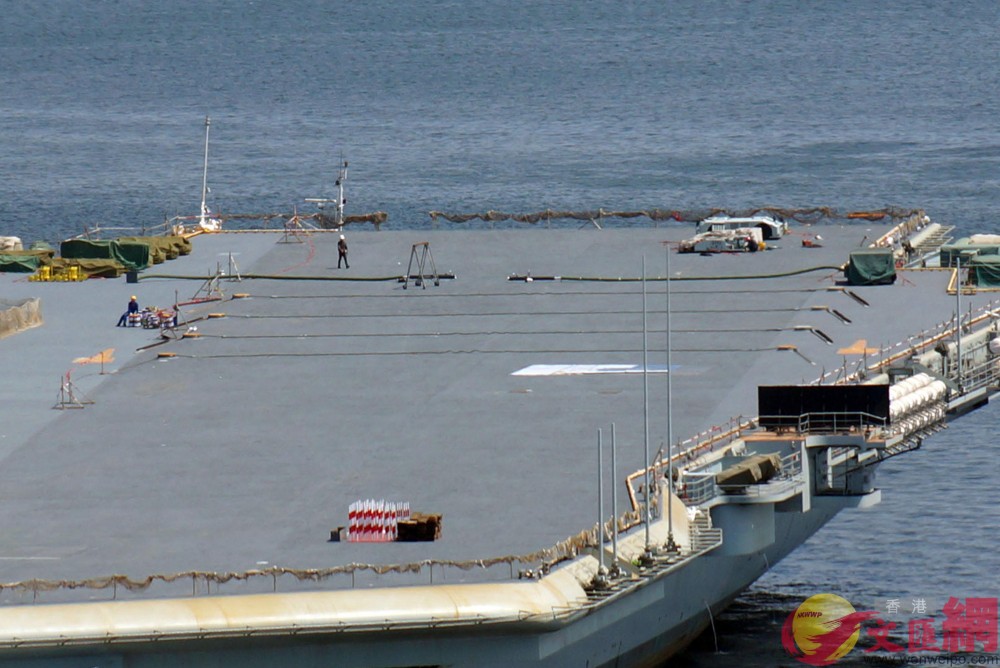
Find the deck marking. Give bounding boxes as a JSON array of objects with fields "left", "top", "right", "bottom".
[{"left": 512, "top": 364, "right": 675, "bottom": 376}]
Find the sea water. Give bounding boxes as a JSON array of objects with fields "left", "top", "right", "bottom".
[{"left": 1, "top": 1, "right": 999, "bottom": 664}]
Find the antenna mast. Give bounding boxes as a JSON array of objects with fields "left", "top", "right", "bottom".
[
  {"left": 200, "top": 116, "right": 211, "bottom": 226},
  {"left": 306, "top": 157, "right": 349, "bottom": 229},
  {"left": 336, "top": 159, "right": 348, "bottom": 229}
]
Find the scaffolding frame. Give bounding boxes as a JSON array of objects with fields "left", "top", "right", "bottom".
[{"left": 403, "top": 242, "right": 440, "bottom": 290}]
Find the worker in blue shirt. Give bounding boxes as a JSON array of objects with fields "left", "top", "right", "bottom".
[{"left": 117, "top": 295, "right": 139, "bottom": 327}]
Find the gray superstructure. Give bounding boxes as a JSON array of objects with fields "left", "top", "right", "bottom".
[{"left": 0, "top": 214, "right": 996, "bottom": 666}]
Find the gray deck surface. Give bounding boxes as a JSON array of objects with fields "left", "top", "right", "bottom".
[{"left": 0, "top": 224, "right": 988, "bottom": 595}]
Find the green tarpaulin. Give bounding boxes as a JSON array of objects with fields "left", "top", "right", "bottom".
[
  {"left": 117, "top": 236, "right": 192, "bottom": 263},
  {"left": 970, "top": 255, "right": 1000, "bottom": 287},
  {"left": 0, "top": 249, "right": 55, "bottom": 273},
  {"left": 0, "top": 254, "right": 40, "bottom": 273},
  {"left": 845, "top": 249, "right": 896, "bottom": 286},
  {"left": 60, "top": 239, "right": 150, "bottom": 271}
]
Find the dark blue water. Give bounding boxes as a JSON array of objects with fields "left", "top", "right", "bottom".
[
  {"left": 3, "top": 1, "right": 999, "bottom": 664},
  {"left": 2, "top": 1, "right": 999, "bottom": 243}
]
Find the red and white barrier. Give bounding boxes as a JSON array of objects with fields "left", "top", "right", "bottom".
[{"left": 347, "top": 499, "right": 411, "bottom": 542}]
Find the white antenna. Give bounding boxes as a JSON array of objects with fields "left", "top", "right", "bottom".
[
  {"left": 200, "top": 116, "right": 211, "bottom": 227},
  {"left": 336, "top": 158, "right": 348, "bottom": 229}
]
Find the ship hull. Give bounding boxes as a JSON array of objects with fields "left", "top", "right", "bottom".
[{"left": 2, "top": 504, "right": 841, "bottom": 668}]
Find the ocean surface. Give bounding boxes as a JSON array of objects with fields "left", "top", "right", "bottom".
[{"left": 2, "top": 1, "right": 999, "bottom": 665}]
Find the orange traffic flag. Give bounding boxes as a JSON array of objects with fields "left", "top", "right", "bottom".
[
  {"left": 837, "top": 339, "right": 880, "bottom": 356},
  {"left": 73, "top": 348, "right": 115, "bottom": 365}
]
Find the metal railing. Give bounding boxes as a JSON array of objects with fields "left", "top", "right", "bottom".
[
  {"left": 759, "top": 411, "right": 886, "bottom": 435},
  {"left": 679, "top": 472, "right": 718, "bottom": 506},
  {"left": 679, "top": 450, "right": 803, "bottom": 506},
  {"left": 954, "top": 349, "right": 1000, "bottom": 393}
]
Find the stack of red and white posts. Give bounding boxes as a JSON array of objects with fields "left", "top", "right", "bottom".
[{"left": 347, "top": 499, "right": 411, "bottom": 542}]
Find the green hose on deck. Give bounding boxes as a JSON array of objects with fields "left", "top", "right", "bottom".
[
  {"left": 527, "top": 265, "right": 846, "bottom": 282},
  {"left": 138, "top": 273, "right": 406, "bottom": 282}
]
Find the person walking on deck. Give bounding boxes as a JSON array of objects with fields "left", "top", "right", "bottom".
[{"left": 338, "top": 234, "right": 349, "bottom": 268}]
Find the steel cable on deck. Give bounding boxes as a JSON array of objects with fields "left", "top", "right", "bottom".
[
  {"left": 199, "top": 329, "right": 665, "bottom": 339},
  {"left": 191, "top": 327, "right": 790, "bottom": 340},
  {"left": 152, "top": 346, "right": 800, "bottom": 360},
  {"left": 249, "top": 287, "right": 847, "bottom": 299},
  {"left": 226, "top": 306, "right": 829, "bottom": 319}
]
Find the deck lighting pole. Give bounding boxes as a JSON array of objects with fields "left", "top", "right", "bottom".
[
  {"left": 589, "top": 427, "right": 610, "bottom": 590},
  {"left": 611, "top": 422, "right": 619, "bottom": 575},
  {"left": 597, "top": 428, "right": 607, "bottom": 582},
  {"left": 665, "top": 246, "right": 679, "bottom": 553},
  {"left": 642, "top": 255, "right": 653, "bottom": 562}
]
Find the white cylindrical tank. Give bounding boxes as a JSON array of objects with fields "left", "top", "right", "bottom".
[
  {"left": 928, "top": 380, "right": 948, "bottom": 400},
  {"left": 889, "top": 375, "right": 948, "bottom": 423},
  {"left": 910, "top": 386, "right": 934, "bottom": 412},
  {"left": 989, "top": 338, "right": 1000, "bottom": 355}
]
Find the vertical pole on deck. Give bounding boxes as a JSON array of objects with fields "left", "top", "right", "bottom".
[
  {"left": 641, "top": 255, "right": 652, "bottom": 559},
  {"left": 597, "top": 427, "right": 605, "bottom": 576},
  {"left": 611, "top": 422, "right": 619, "bottom": 574},
  {"left": 665, "top": 245, "right": 678, "bottom": 553}
]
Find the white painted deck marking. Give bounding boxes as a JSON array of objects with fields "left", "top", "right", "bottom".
[{"left": 512, "top": 364, "right": 672, "bottom": 376}]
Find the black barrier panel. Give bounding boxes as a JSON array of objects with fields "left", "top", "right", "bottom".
[{"left": 758, "top": 385, "right": 890, "bottom": 431}]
